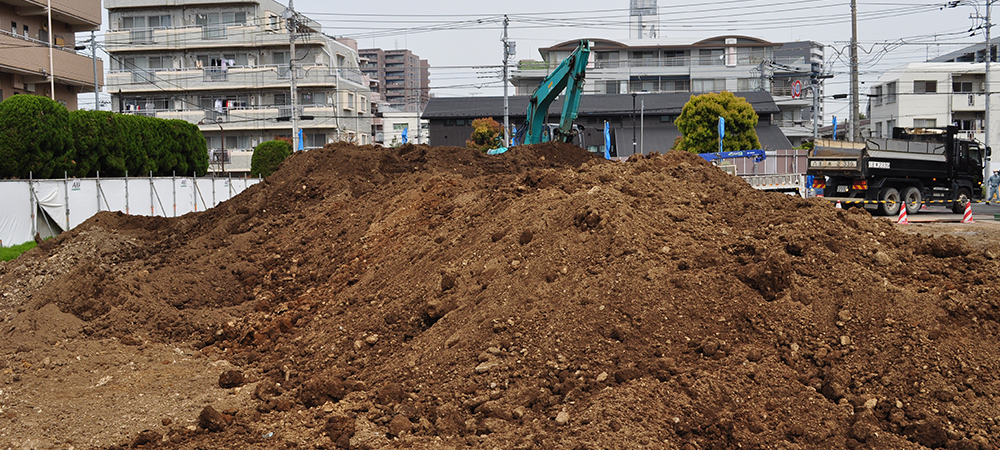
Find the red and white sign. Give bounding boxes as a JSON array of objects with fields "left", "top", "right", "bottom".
[{"left": 791, "top": 80, "right": 802, "bottom": 99}]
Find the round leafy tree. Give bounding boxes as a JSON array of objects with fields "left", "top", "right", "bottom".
[
  {"left": 0, "top": 95, "right": 74, "bottom": 178},
  {"left": 251, "top": 140, "right": 292, "bottom": 177},
  {"left": 674, "top": 91, "right": 760, "bottom": 154},
  {"left": 466, "top": 117, "right": 503, "bottom": 151}
]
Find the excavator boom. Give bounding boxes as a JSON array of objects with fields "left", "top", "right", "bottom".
[{"left": 522, "top": 40, "right": 591, "bottom": 145}]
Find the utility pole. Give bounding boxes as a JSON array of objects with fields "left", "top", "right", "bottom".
[
  {"left": 502, "top": 15, "right": 511, "bottom": 147},
  {"left": 640, "top": 96, "right": 645, "bottom": 154},
  {"left": 986, "top": 0, "right": 993, "bottom": 170},
  {"left": 46, "top": 0, "right": 54, "bottom": 100},
  {"left": 850, "top": 0, "right": 860, "bottom": 142},
  {"left": 91, "top": 31, "right": 99, "bottom": 109},
  {"left": 632, "top": 92, "right": 637, "bottom": 156},
  {"left": 285, "top": 0, "right": 299, "bottom": 151}
]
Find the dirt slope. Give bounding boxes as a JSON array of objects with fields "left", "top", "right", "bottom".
[{"left": 3, "top": 142, "right": 1000, "bottom": 449}]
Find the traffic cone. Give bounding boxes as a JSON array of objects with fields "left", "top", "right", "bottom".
[
  {"left": 835, "top": 200, "right": 842, "bottom": 209},
  {"left": 897, "top": 205, "right": 909, "bottom": 224},
  {"left": 962, "top": 201, "right": 975, "bottom": 223}
]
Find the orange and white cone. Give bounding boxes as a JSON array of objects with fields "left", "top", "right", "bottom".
[
  {"left": 897, "top": 204, "right": 909, "bottom": 224},
  {"left": 835, "top": 200, "right": 842, "bottom": 209},
  {"left": 962, "top": 201, "right": 975, "bottom": 223}
]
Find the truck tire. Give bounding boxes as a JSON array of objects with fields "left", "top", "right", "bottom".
[
  {"left": 952, "top": 188, "right": 972, "bottom": 214},
  {"left": 877, "top": 187, "right": 901, "bottom": 216},
  {"left": 901, "top": 186, "right": 922, "bottom": 215}
]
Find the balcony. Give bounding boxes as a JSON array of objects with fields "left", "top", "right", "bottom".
[
  {"left": 105, "top": 22, "right": 318, "bottom": 51},
  {"left": 7, "top": 0, "right": 101, "bottom": 30},
  {"left": 142, "top": 105, "right": 342, "bottom": 131},
  {"left": 951, "top": 93, "right": 985, "bottom": 112},
  {"left": 107, "top": 65, "right": 365, "bottom": 93},
  {"left": 0, "top": 32, "right": 103, "bottom": 86}
]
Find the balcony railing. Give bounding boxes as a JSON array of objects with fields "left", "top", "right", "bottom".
[
  {"left": 105, "top": 21, "right": 313, "bottom": 49},
  {"left": 108, "top": 64, "right": 368, "bottom": 93},
  {"left": 520, "top": 54, "right": 772, "bottom": 71}
]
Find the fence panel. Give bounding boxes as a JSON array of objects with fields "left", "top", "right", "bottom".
[{"left": 0, "top": 176, "right": 260, "bottom": 247}]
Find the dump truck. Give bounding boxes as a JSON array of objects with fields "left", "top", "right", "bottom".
[{"left": 807, "top": 126, "right": 990, "bottom": 216}]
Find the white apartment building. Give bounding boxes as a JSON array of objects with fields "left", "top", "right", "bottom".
[
  {"left": 510, "top": 36, "right": 825, "bottom": 148},
  {"left": 869, "top": 62, "right": 996, "bottom": 158},
  {"left": 103, "top": 0, "right": 372, "bottom": 173},
  {"left": 379, "top": 106, "right": 428, "bottom": 147}
]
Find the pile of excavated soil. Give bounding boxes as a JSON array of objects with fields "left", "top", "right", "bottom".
[{"left": 3, "top": 142, "right": 1000, "bottom": 449}]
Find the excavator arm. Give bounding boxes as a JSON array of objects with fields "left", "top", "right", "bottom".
[{"left": 522, "top": 40, "right": 591, "bottom": 145}]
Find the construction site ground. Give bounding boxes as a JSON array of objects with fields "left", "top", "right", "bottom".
[{"left": 2, "top": 142, "right": 1000, "bottom": 450}]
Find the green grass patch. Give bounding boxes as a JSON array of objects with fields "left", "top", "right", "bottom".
[{"left": 0, "top": 241, "right": 37, "bottom": 262}]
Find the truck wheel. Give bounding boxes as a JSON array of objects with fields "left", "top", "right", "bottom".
[
  {"left": 877, "top": 187, "right": 900, "bottom": 216},
  {"left": 952, "top": 188, "right": 972, "bottom": 214},
  {"left": 901, "top": 186, "right": 922, "bottom": 215}
]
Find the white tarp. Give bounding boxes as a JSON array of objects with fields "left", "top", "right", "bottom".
[{"left": 0, "top": 176, "right": 260, "bottom": 247}]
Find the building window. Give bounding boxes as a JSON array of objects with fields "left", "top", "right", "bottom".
[
  {"left": 954, "top": 118, "right": 982, "bottom": 131},
  {"left": 22, "top": 24, "right": 28, "bottom": 38},
  {"left": 698, "top": 49, "right": 724, "bottom": 66},
  {"left": 913, "top": 118, "right": 937, "bottom": 128},
  {"left": 873, "top": 122, "right": 882, "bottom": 138},
  {"left": 872, "top": 85, "right": 883, "bottom": 106},
  {"left": 605, "top": 80, "right": 620, "bottom": 94},
  {"left": 913, "top": 80, "right": 936, "bottom": 94},
  {"left": 886, "top": 82, "right": 897, "bottom": 103},
  {"left": 953, "top": 81, "right": 975, "bottom": 93},
  {"left": 11, "top": 21, "right": 16, "bottom": 36},
  {"left": 692, "top": 78, "right": 724, "bottom": 92},
  {"left": 148, "top": 15, "right": 171, "bottom": 28}
]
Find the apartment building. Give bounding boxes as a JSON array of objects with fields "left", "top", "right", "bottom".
[
  {"left": 0, "top": 0, "right": 102, "bottom": 108},
  {"left": 103, "top": 0, "right": 372, "bottom": 173},
  {"left": 358, "top": 47, "right": 429, "bottom": 112},
  {"left": 869, "top": 62, "right": 996, "bottom": 150},
  {"left": 510, "top": 36, "right": 826, "bottom": 147}
]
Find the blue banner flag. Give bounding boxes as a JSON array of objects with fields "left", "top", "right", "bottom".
[
  {"left": 603, "top": 121, "right": 611, "bottom": 160},
  {"left": 832, "top": 116, "right": 838, "bottom": 141},
  {"left": 402, "top": 126, "right": 408, "bottom": 144},
  {"left": 718, "top": 116, "right": 725, "bottom": 154},
  {"left": 298, "top": 129, "right": 303, "bottom": 151}
]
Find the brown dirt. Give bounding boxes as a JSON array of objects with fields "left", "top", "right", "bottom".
[{"left": 3, "top": 142, "right": 1000, "bottom": 449}]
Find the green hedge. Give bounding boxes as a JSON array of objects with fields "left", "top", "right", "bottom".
[
  {"left": 250, "top": 140, "right": 292, "bottom": 177},
  {"left": 0, "top": 95, "right": 208, "bottom": 179}
]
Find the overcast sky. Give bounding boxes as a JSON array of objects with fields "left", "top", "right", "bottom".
[{"left": 291, "top": 0, "right": 986, "bottom": 118}]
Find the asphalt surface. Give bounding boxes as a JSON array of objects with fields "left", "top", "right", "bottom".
[{"left": 818, "top": 199, "right": 1000, "bottom": 223}]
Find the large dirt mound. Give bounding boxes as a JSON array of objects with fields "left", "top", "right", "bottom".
[{"left": 3, "top": 142, "right": 1000, "bottom": 449}]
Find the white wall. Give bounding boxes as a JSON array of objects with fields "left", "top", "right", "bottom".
[{"left": 0, "top": 175, "right": 260, "bottom": 247}]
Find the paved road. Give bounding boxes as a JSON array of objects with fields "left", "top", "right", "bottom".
[{"left": 825, "top": 200, "right": 1000, "bottom": 223}]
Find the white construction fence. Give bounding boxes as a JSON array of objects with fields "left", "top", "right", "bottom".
[{"left": 0, "top": 174, "right": 260, "bottom": 247}]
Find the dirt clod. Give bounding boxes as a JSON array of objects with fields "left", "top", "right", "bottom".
[{"left": 197, "top": 406, "right": 227, "bottom": 433}]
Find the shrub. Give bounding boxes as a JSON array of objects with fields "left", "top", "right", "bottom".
[
  {"left": 251, "top": 140, "right": 292, "bottom": 177},
  {"left": 0, "top": 95, "right": 73, "bottom": 178}
]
